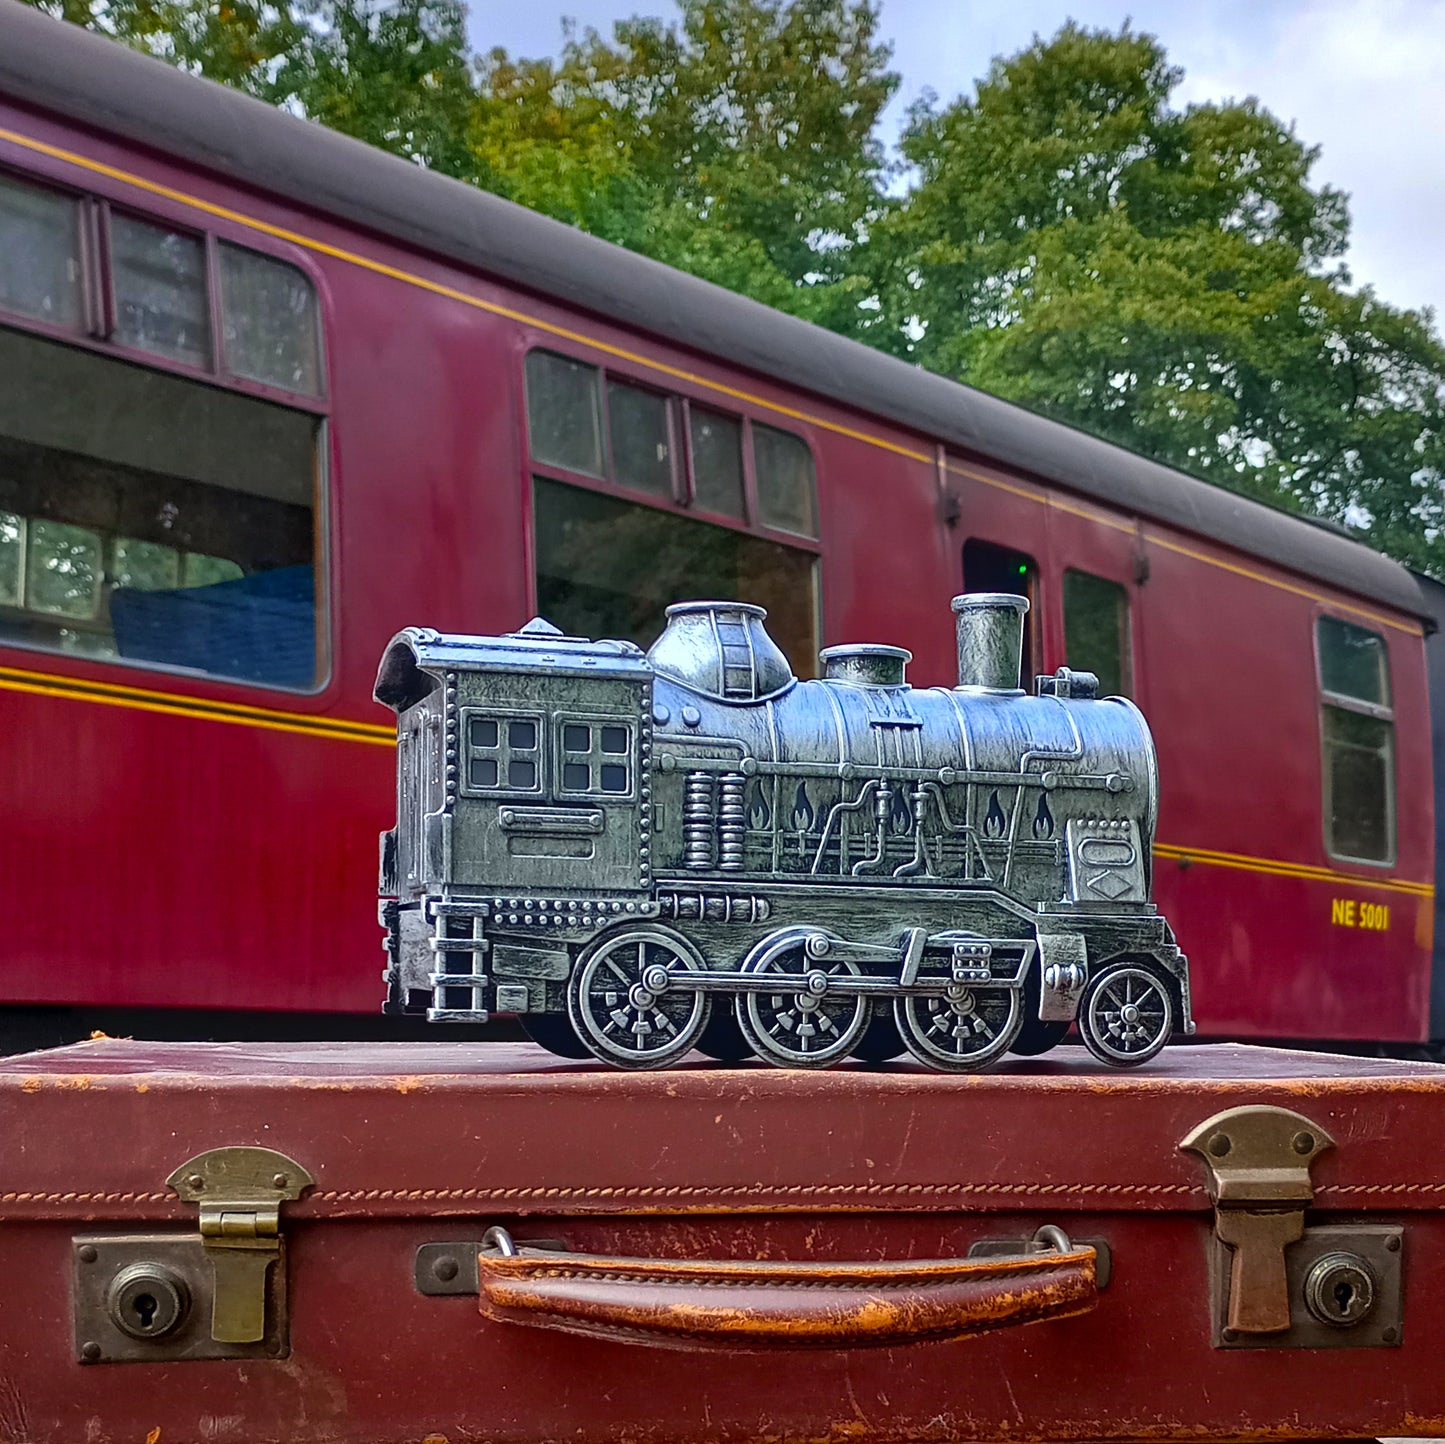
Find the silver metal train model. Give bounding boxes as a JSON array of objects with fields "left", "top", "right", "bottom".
[{"left": 376, "top": 595, "right": 1193, "bottom": 1071}]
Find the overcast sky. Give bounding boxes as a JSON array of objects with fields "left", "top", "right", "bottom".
[{"left": 465, "top": 0, "right": 1445, "bottom": 329}]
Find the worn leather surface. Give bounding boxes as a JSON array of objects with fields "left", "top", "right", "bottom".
[
  {"left": 2, "top": 1041, "right": 1445, "bottom": 1440},
  {"left": 477, "top": 1242, "right": 1098, "bottom": 1349},
  {"left": 2, "top": 1042, "right": 1443, "bottom": 1224}
]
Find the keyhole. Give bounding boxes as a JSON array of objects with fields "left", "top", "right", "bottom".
[
  {"left": 1333, "top": 1280, "right": 1355, "bottom": 1315},
  {"left": 132, "top": 1293, "right": 158, "bottom": 1332}
]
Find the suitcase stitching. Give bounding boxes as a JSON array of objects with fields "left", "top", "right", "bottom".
[{"left": 4, "top": 1182, "right": 1441, "bottom": 1207}]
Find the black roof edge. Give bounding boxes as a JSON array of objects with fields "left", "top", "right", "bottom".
[{"left": 0, "top": 1, "right": 1426, "bottom": 623}]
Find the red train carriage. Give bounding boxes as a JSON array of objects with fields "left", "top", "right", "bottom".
[{"left": 0, "top": 2, "right": 1435, "bottom": 1049}]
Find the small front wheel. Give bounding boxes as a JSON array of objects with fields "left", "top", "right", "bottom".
[{"left": 1078, "top": 964, "right": 1172, "bottom": 1067}]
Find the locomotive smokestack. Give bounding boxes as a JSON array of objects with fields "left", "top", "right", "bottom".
[{"left": 951, "top": 593, "right": 1028, "bottom": 692}]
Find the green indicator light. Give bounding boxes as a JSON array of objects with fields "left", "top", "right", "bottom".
[{"left": 1017, "top": 564, "right": 1028, "bottom": 575}]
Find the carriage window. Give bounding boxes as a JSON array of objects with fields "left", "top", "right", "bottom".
[
  {"left": 558, "top": 719, "right": 634, "bottom": 797},
  {"left": 0, "top": 174, "right": 83, "bottom": 330},
  {"left": 753, "top": 424, "right": 817, "bottom": 538},
  {"left": 219, "top": 244, "right": 324, "bottom": 396},
  {"left": 526, "top": 351, "right": 603, "bottom": 477},
  {"left": 524, "top": 350, "right": 816, "bottom": 539},
  {"left": 533, "top": 478, "right": 818, "bottom": 674},
  {"left": 110, "top": 213, "right": 211, "bottom": 370},
  {"left": 689, "top": 408, "right": 745, "bottom": 519},
  {"left": 607, "top": 381, "right": 673, "bottom": 498},
  {"left": 462, "top": 710, "right": 544, "bottom": 794},
  {"left": 1063, "top": 570, "right": 1131, "bottom": 696},
  {"left": 1318, "top": 616, "right": 1395, "bottom": 864},
  {"left": 0, "top": 326, "right": 322, "bottom": 688},
  {"left": 962, "top": 539, "right": 1038, "bottom": 684}
]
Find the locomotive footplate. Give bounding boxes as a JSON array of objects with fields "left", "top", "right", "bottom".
[{"left": 660, "top": 932, "right": 1033, "bottom": 997}]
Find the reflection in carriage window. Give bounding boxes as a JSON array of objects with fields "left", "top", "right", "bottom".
[
  {"left": 218, "top": 242, "right": 324, "bottom": 396},
  {"left": 558, "top": 719, "right": 633, "bottom": 796},
  {"left": 525, "top": 350, "right": 604, "bottom": 478},
  {"left": 688, "top": 407, "right": 745, "bottom": 519},
  {"left": 607, "top": 381, "right": 673, "bottom": 499},
  {"left": 753, "top": 423, "right": 817, "bottom": 538},
  {"left": 0, "top": 326, "right": 321, "bottom": 687},
  {"left": 110, "top": 212, "right": 211, "bottom": 370},
  {"left": 532, "top": 478, "right": 818, "bottom": 675},
  {"left": 0, "top": 174, "right": 83, "bottom": 330},
  {"left": 1063, "top": 570, "right": 1131, "bottom": 697}
]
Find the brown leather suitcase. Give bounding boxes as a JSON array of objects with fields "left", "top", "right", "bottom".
[{"left": 3, "top": 1037, "right": 1444, "bottom": 1443}]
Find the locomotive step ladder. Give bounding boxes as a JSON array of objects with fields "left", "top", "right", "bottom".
[{"left": 426, "top": 899, "right": 490, "bottom": 1023}]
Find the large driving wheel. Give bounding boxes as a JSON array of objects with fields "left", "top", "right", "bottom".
[
  {"left": 694, "top": 1010, "right": 752, "bottom": 1062},
  {"left": 738, "top": 934, "right": 869, "bottom": 1068},
  {"left": 895, "top": 982, "right": 1022, "bottom": 1072},
  {"left": 850, "top": 1007, "right": 905, "bottom": 1063},
  {"left": 520, "top": 1013, "right": 592, "bottom": 1060},
  {"left": 1009, "top": 962, "right": 1070, "bottom": 1057},
  {"left": 1078, "top": 963, "right": 1172, "bottom": 1067},
  {"left": 567, "top": 927, "right": 710, "bottom": 1070}
]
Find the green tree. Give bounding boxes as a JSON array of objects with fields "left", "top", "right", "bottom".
[
  {"left": 24, "top": 0, "right": 478, "bottom": 175},
  {"left": 882, "top": 23, "right": 1445, "bottom": 571},
  {"left": 267, "top": 0, "right": 478, "bottom": 175},
  {"left": 23, "top": 0, "right": 301, "bottom": 92},
  {"left": 467, "top": 1, "right": 898, "bottom": 332}
]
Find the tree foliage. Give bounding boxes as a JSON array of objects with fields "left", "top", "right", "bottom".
[
  {"left": 879, "top": 23, "right": 1445, "bottom": 568},
  {"left": 467, "top": 1, "right": 898, "bottom": 331},
  {"left": 19, "top": 1, "right": 1445, "bottom": 573}
]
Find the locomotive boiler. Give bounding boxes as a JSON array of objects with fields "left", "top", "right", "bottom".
[{"left": 375, "top": 595, "right": 1193, "bottom": 1071}]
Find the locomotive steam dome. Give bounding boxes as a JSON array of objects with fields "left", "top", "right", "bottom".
[{"left": 647, "top": 601, "right": 796, "bottom": 702}]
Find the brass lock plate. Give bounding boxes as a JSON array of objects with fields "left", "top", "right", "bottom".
[
  {"left": 1209, "top": 1224, "right": 1403, "bottom": 1350},
  {"left": 73, "top": 1234, "right": 288, "bottom": 1364}
]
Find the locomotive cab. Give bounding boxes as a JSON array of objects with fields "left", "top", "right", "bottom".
[{"left": 375, "top": 619, "right": 655, "bottom": 1019}]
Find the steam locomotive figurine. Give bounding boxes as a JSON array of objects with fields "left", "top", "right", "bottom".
[{"left": 376, "top": 596, "right": 1192, "bottom": 1071}]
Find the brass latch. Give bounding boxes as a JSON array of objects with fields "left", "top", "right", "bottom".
[
  {"left": 167, "top": 1147, "right": 314, "bottom": 1344},
  {"left": 1181, "top": 1105, "right": 1334, "bottom": 1338}
]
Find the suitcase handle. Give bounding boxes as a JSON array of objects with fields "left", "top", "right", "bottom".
[{"left": 474, "top": 1224, "right": 1098, "bottom": 1351}]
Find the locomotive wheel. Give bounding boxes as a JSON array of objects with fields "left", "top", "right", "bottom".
[
  {"left": 1078, "top": 963, "right": 1172, "bottom": 1067},
  {"left": 1009, "top": 964, "right": 1070, "bottom": 1057},
  {"left": 695, "top": 1009, "right": 752, "bottom": 1062},
  {"left": 850, "top": 1007, "right": 905, "bottom": 1063},
  {"left": 567, "top": 927, "right": 710, "bottom": 1070},
  {"left": 519, "top": 1013, "right": 593, "bottom": 1060},
  {"left": 737, "top": 940, "right": 868, "bottom": 1068},
  {"left": 894, "top": 984, "right": 1022, "bottom": 1072}
]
